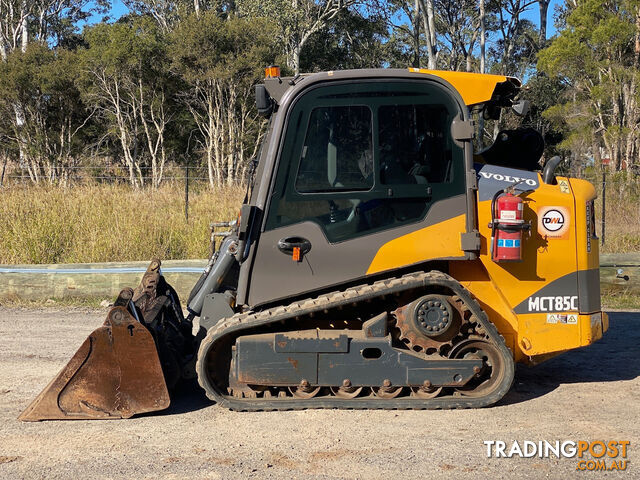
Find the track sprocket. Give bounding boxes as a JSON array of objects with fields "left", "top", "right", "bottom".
[{"left": 393, "top": 294, "right": 470, "bottom": 354}]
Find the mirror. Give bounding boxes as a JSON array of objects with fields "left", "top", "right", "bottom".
[
  {"left": 512, "top": 99, "right": 530, "bottom": 117},
  {"left": 255, "top": 85, "right": 273, "bottom": 117}
]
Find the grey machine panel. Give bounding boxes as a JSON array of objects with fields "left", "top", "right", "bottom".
[
  {"left": 247, "top": 195, "right": 467, "bottom": 307},
  {"left": 475, "top": 163, "right": 540, "bottom": 201},
  {"left": 513, "top": 269, "right": 601, "bottom": 314}
]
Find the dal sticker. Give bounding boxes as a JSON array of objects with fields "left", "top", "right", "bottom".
[
  {"left": 558, "top": 179, "right": 570, "bottom": 194},
  {"left": 538, "top": 206, "right": 570, "bottom": 238},
  {"left": 547, "top": 313, "right": 578, "bottom": 324}
]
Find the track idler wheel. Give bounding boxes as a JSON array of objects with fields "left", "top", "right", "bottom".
[{"left": 449, "top": 340, "right": 505, "bottom": 397}]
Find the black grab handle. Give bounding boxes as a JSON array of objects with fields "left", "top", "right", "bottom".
[
  {"left": 542, "top": 156, "right": 562, "bottom": 184},
  {"left": 277, "top": 237, "right": 312, "bottom": 256}
]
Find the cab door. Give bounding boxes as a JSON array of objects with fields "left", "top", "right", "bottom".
[{"left": 246, "top": 80, "right": 469, "bottom": 307}]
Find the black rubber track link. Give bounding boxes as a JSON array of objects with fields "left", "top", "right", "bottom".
[{"left": 196, "top": 271, "right": 515, "bottom": 411}]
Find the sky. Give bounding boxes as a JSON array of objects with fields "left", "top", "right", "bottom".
[
  {"left": 82, "top": 0, "right": 564, "bottom": 39},
  {"left": 521, "top": 0, "right": 563, "bottom": 38},
  {"left": 83, "top": 0, "right": 129, "bottom": 27}
]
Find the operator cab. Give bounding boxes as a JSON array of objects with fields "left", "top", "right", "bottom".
[{"left": 244, "top": 69, "right": 476, "bottom": 306}]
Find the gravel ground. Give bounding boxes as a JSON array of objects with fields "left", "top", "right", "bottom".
[{"left": 0, "top": 308, "right": 638, "bottom": 479}]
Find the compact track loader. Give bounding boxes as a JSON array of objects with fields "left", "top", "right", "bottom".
[{"left": 20, "top": 67, "right": 608, "bottom": 420}]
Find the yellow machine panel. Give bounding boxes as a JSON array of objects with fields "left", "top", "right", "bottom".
[{"left": 368, "top": 170, "right": 606, "bottom": 364}]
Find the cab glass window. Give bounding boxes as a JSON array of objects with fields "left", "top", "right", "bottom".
[
  {"left": 295, "top": 106, "right": 373, "bottom": 192},
  {"left": 266, "top": 81, "right": 465, "bottom": 243}
]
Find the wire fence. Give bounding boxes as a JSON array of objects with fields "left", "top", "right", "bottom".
[
  {"left": 1, "top": 165, "right": 214, "bottom": 184},
  {"left": 2, "top": 162, "right": 634, "bottom": 245},
  {"left": 0, "top": 163, "right": 248, "bottom": 223}
]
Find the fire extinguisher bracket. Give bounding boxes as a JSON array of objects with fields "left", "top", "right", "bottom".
[
  {"left": 490, "top": 191, "right": 530, "bottom": 262},
  {"left": 490, "top": 221, "right": 531, "bottom": 231}
]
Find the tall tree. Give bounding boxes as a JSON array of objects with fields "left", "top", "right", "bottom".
[
  {"left": 0, "top": 0, "right": 100, "bottom": 174},
  {"left": 434, "top": 0, "right": 481, "bottom": 71},
  {"left": 539, "top": 0, "right": 640, "bottom": 171},
  {"left": 538, "top": 0, "right": 549, "bottom": 44},
  {"left": 299, "top": 9, "right": 387, "bottom": 70},
  {"left": 79, "top": 17, "right": 176, "bottom": 187},
  {"left": 417, "top": 0, "right": 437, "bottom": 68},
  {"left": 0, "top": 45, "right": 90, "bottom": 183},
  {"left": 237, "top": 0, "right": 359, "bottom": 74},
  {"left": 493, "top": 0, "right": 537, "bottom": 75},
  {"left": 170, "top": 12, "right": 279, "bottom": 187}
]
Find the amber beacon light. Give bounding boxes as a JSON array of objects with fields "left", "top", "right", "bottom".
[{"left": 265, "top": 65, "right": 281, "bottom": 78}]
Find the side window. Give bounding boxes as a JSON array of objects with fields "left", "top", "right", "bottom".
[
  {"left": 379, "top": 105, "right": 453, "bottom": 185},
  {"left": 296, "top": 106, "right": 373, "bottom": 192},
  {"left": 266, "top": 81, "right": 465, "bottom": 243}
]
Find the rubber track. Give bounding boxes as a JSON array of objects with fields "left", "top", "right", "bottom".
[{"left": 196, "top": 271, "right": 515, "bottom": 411}]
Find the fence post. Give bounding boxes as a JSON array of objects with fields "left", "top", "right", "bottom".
[
  {"left": 601, "top": 169, "right": 606, "bottom": 246},
  {"left": 0, "top": 156, "right": 6, "bottom": 187},
  {"left": 184, "top": 164, "right": 189, "bottom": 223}
]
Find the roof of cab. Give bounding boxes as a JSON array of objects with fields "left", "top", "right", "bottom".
[
  {"left": 407, "top": 68, "right": 521, "bottom": 106},
  {"left": 264, "top": 68, "right": 521, "bottom": 107}
]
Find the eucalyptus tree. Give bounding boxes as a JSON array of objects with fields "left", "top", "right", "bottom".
[
  {"left": 237, "top": 0, "right": 360, "bottom": 74},
  {"left": 539, "top": 0, "right": 640, "bottom": 172},
  {"left": 79, "top": 16, "right": 176, "bottom": 187},
  {"left": 0, "top": 0, "right": 102, "bottom": 178},
  {"left": 300, "top": 8, "right": 387, "bottom": 71},
  {"left": 170, "top": 12, "right": 280, "bottom": 188},
  {"left": 0, "top": 45, "right": 89, "bottom": 183}
]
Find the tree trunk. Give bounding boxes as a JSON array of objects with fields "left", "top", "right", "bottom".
[
  {"left": 288, "top": 43, "right": 301, "bottom": 75},
  {"left": 418, "top": 0, "right": 436, "bottom": 69},
  {"left": 413, "top": 0, "right": 421, "bottom": 67},
  {"left": 538, "top": 0, "right": 550, "bottom": 45},
  {"left": 426, "top": 0, "right": 437, "bottom": 69},
  {"left": 0, "top": 153, "right": 7, "bottom": 186},
  {"left": 479, "top": 0, "right": 486, "bottom": 73}
]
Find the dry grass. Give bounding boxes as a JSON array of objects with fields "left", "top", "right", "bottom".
[
  {"left": 0, "top": 183, "right": 244, "bottom": 264},
  {"left": 591, "top": 172, "right": 640, "bottom": 253},
  {"left": 0, "top": 174, "right": 637, "bottom": 263},
  {"left": 600, "top": 289, "right": 640, "bottom": 310},
  {"left": 0, "top": 181, "right": 638, "bottom": 309}
]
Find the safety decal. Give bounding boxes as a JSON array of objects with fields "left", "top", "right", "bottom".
[
  {"left": 538, "top": 206, "right": 570, "bottom": 239},
  {"left": 547, "top": 313, "right": 578, "bottom": 324},
  {"left": 497, "top": 239, "right": 521, "bottom": 248},
  {"left": 558, "top": 179, "right": 570, "bottom": 194}
]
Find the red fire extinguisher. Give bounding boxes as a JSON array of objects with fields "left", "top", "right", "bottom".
[{"left": 490, "top": 191, "right": 529, "bottom": 262}]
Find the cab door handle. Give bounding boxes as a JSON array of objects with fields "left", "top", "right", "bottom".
[{"left": 277, "top": 237, "right": 312, "bottom": 258}]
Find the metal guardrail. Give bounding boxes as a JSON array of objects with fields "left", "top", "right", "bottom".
[
  {"left": 599, "top": 254, "right": 639, "bottom": 295},
  {"left": 0, "top": 266, "right": 205, "bottom": 274},
  {"left": 0, "top": 255, "right": 637, "bottom": 302},
  {"left": 0, "top": 260, "right": 208, "bottom": 302}
]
